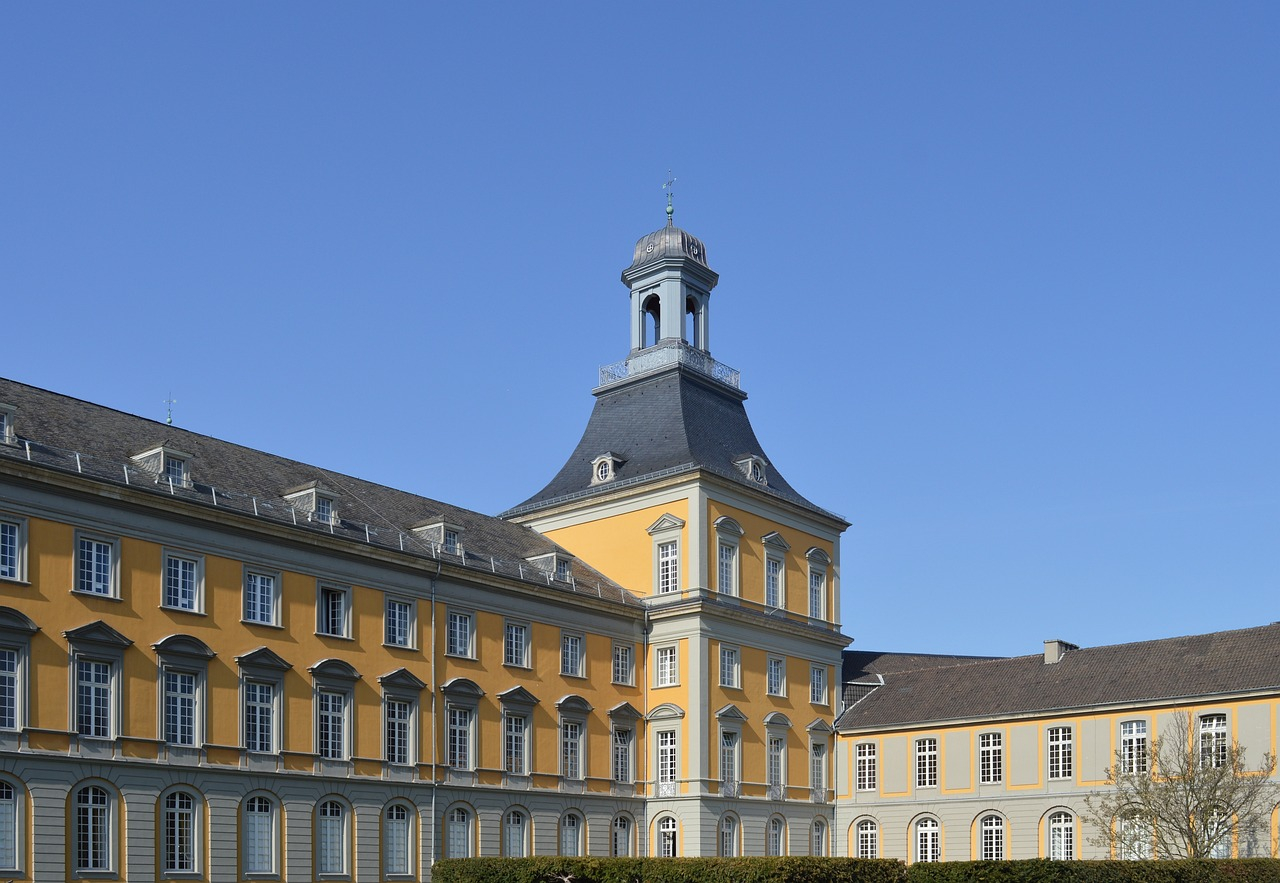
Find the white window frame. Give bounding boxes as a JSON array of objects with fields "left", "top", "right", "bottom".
[
  {"left": 241, "top": 793, "right": 280, "bottom": 876},
  {"left": 719, "top": 728, "right": 739, "bottom": 795},
  {"left": 0, "top": 514, "right": 28, "bottom": 583},
  {"left": 764, "top": 554, "right": 785, "bottom": 608},
  {"left": 612, "top": 642, "right": 634, "bottom": 685},
  {"left": 980, "top": 814, "right": 1005, "bottom": 860},
  {"left": 242, "top": 567, "right": 281, "bottom": 627},
  {"left": 503, "top": 808, "right": 529, "bottom": 858},
  {"left": 504, "top": 712, "right": 529, "bottom": 776},
  {"left": 160, "top": 787, "right": 201, "bottom": 875},
  {"left": 916, "top": 737, "right": 938, "bottom": 788},
  {"left": 658, "top": 815, "right": 677, "bottom": 857},
  {"left": 809, "top": 664, "right": 827, "bottom": 705},
  {"left": 647, "top": 514, "right": 685, "bottom": 596},
  {"left": 655, "top": 645, "right": 678, "bottom": 687},
  {"left": 1048, "top": 726, "right": 1073, "bottom": 780},
  {"left": 719, "top": 813, "right": 739, "bottom": 857},
  {"left": 810, "top": 739, "right": 828, "bottom": 794},
  {"left": 1199, "top": 713, "right": 1228, "bottom": 769},
  {"left": 766, "top": 655, "right": 785, "bottom": 696},
  {"left": 0, "top": 777, "right": 22, "bottom": 874},
  {"left": 719, "top": 645, "right": 740, "bottom": 689},
  {"left": 916, "top": 817, "right": 941, "bottom": 863},
  {"left": 806, "top": 547, "right": 830, "bottom": 620},
  {"left": 161, "top": 549, "right": 204, "bottom": 613},
  {"left": 612, "top": 725, "right": 634, "bottom": 784},
  {"left": 0, "top": 408, "right": 13, "bottom": 446},
  {"left": 979, "top": 731, "right": 1003, "bottom": 784},
  {"left": 713, "top": 517, "right": 743, "bottom": 597},
  {"left": 503, "top": 621, "right": 529, "bottom": 668},
  {"left": 161, "top": 667, "right": 200, "bottom": 747},
  {"left": 856, "top": 742, "right": 877, "bottom": 792},
  {"left": 73, "top": 783, "right": 117, "bottom": 873},
  {"left": 384, "top": 596, "right": 414, "bottom": 648},
  {"left": 445, "top": 610, "right": 474, "bottom": 658},
  {"left": 74, "top": 657, "right": 116, "bottom": 739},
  {"left": 315, "top": 689, "right": 348, "bottom": 760},
  {"left": 243, "top": 679, "right": 278, "bottom": 753},
  {"left": 447, "top": 706, "right": 474, "bottom": 770},
  {"left": 315, "top": 798, "right": 350, "bottom": 876},
  {"left": 445, "top": 806, "right": 472, "bottom": 858},
  {"left": 74, "top": 531, "right": 119, "bottom": 598},
  {"left": 657, "top": 541, "right": 678, "bottom": 594},
  {"left": 856, "top": 818, "right": 878, "bottom": 859},
  {"left": 611, "top": 815, "right": 633, "bottom": 857},
  {"left": 0, "top": 614, "right": 35, "bottom": 734},
  {"left": 1048, "top": 810, "right": 1074, "bottom": 860},
  {"left": 560, "top": 718, "right": 584, "bottom": 781},
  {"left": 657, "top": 729, "right": 678, "bottom": 797},
  {"left": 559, "top": 811, "right": 583, "bottom": 856},
  {"left": 316, "top": 583, "right": 351, "bottom": 639},
  {"left": 383, "top": 801, "right": 415, "bottom": 876},
  {"left": 561, "top": 632, "right": 584, "bottom": 677},
  {"left": 767, "top": 816, "right": 786, "bottom": 856},
  {"left": 1121, "top": 720, "right": 1148, "bottom": 775},
  {"left": 384, "top": 696, "right": 414, "bottom": 766},
  {"left": 767, "top": 733, "right": 786, "bottom": 797},
  {"left": 811, "top": 818, "right": 827, "bottom": 857}
]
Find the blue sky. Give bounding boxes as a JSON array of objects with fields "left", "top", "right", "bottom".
[{"left": 3, "top": 3, "right": 1276, "bottom": 657}]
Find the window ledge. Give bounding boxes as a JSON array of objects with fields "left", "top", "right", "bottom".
[
  {"left": 0, "top": 577, "right": 30, "bottom": 587},
  {"left": 160, "top": 605, "right": 206, "bottom": 616},
  {"left": 383, "top": 642, "right": 416, "bottom": 651},
  {"left": 241, "top": 620, "right": 284, "bottom": 630},
  {"left": 71, "top": 589, "right": 122, "bottom": 602},
  {"left": 316, "top": 632, "right": 353, "bottom": 641},
  {"left": 503, "top": 663, "right": 532, "bottom": 671}
]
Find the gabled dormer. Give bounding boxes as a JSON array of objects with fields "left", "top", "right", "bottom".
[
  {"left": 411, "top": 519, "right": 463, "bottom": 555},
  {"left": 0, "top": 403, "right": 15, "bottom": 446},
  {"left": 283, "top": 481, "right": 339, "bottom": 526},
  {"left": 131, "top": 444, "right": 194, "bottom": 488},
  {"left": 526, "top": 551, "right": 574, "bottom": 582}
]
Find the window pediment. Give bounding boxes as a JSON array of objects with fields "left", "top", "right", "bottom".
[
  {"left": 716, "top": 703, "right": 748, "bottom": 722},
  {"left": 764, "top": 711, "right": 792, "bottom": 729},
  {"left": 806, "top": 547, "right": 831, "bottom": 565},
  {"left": 64, "top": 620, "right": 133, "bottom": 650},
  {"left": 806, "top": 718, "right": 833, "bottom": 733},
  {"left": 0, "top": 606, "right": 38, "bottom": 639},
  {"left": 646, "top": 702, "right": 686, "bottom": 721},
  {"left": 441, "top": 677, "right": 484, "bottom": 700},
  {"left": 309, "top": 658, "right": 361, "bottom": 683},
  {"left": 713, "top": 516, "right": 744, "bottom": 537},
  {"left": 762, "top": 531, "right": 791, "bottom": 552},
  {"left": 646, "top": 514, "right": 686, "bottom": 535},
  {"left": 152, "top": 634, "right": 215, "bottom": 661},
  {"left": 556, "top": 694, "right": 593, "bottom": 715},
  {"left": 235, "top": 646, "right": 292, "bottom": 673},
  {"left": 608, "top": 701, "right": 642, "bottom": 722},
  {"left": 379, "top": 668, "right": 427, "bottom": 693},
  {"left": 499, "top": 686, "right": 540, "bottom": 709}
]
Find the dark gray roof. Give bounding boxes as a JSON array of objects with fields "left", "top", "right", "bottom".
[
  {"left": 626, "top": 222, "right": 711, "bottom": 273},
  {"left": 503, "top": 365, "right": 842, "bottom": 522},
  {"left": 0, "top": 377, "right": 637, "bottom": 607},
  {"left": 842, "top": 650, "right": 1002, "bottom": 683},
  {"left": 836, "top": 623, "right": 1280, "bottom": 731}
]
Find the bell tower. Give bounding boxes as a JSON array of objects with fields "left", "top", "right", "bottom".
[{"left": 622, "top": 204, "right": 719, "bottom": 353}]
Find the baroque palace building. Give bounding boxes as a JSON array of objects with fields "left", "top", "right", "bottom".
[{"left": 0, "top": 212, "right": 1278, "bottom": 881}]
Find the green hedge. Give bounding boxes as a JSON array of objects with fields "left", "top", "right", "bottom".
[
  {"left": 904, "top": 858, "right": 1280, "bottom": 883},
  {"left": 431, "top": 856, "right": 905, "bottom": 883}
]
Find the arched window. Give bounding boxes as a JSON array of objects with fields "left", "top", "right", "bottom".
[
  {"left": 611, "top": 815, "right": 633, "bottom": 857},
  {"left": 560, "top": 812, "right": 582, "bottom": 856},
  {"left": 1207, "top": 807, "right": 1232, "bottom": 858},
  {"left": 643, "top": 295, "right": 661, "bottom": 348},
  {"left": 0, "top": 780, "right": 21, "bottom": 873},
  {"left": 916, "top": 817, "right": 940, "bottom": 863},
  {"left": 447, "top": 807, "right": 472, "bottom": 859},
  {"left": 384, "top": 803, "right": 413, "bottom": 875},
  {"left": 242, "top": 795, "right": 278, "bottom": 874},
  {"left": 811, "top": 818, "right": 827, "bottom": 856},
  {"left": 767, "top": 816, "right": 786, "bottom": 856},
  {"left": 980, "top": 815, "right": 1004, "bottom": 860},
  {"left": 74, "top": 785, "right": 113, "bottom": 872},
  {"left": 1048, "top": 811, "right": 1073, "bottom": 860},
  {"left": 162, "top": 790, "right": 198, "bottom": 873},
  {"left": 855, "top": 819, "right": 877, "bottom": 858},
  {"left": 1119, "top": 810, "right": 1152, "bottom": 860},
  {"left": 718, "top": 814, "right": 738, "bottom": 857},
  {"left": 658, "top": 816, "right": 677, "bottom": 857},
  {"left": 316, "top": 800, "right": 348, "bottom": 874},
  {"left": 504, "top": 809, "right": 528, "bottom": 857}
]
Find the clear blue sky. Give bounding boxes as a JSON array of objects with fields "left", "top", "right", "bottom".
[{"left": 3, "top": 4, "right": 1276, "bottom": 657}]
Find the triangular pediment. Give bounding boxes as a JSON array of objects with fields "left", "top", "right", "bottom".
[
  {"left": 152, "top": 634, "right": 215, "bottom": 660},
  {"left": 235, "top": 647, "right": 292, "bottom": 672},
  {"left": 608, "top": 701, "right": 642, "bottom": 722},
  {"left": 309, "top": 658, "right": 361, "bottom": 682},
  {"left": 0, "top": 607, "right": 38, "bottom": 638},
  {"left": 806, "top": 718, "right": 833, "bottom": 733},
  {"left": 556, "top": 694, "right": 593, "bottom": 715},
  {"left": 646, "top": 514, "right": 686, "bottom": 535},
  {"left": 64, "top": 621, "right": 133, "bottom": 649},
  {"left": 646, "top": 702, "right": 686, "bottom": 721},
  {"left": 378, "top": 668, "right": 427, "bottom": 693},
  {"left": 441, "top": 677, "right": 484, "bottom": 699},
  {"left": 761, "top": 531, "right": 791, "bottom": 551},
  {"left": 498, "top": 686, "right": 540, "bottom": 708},
  {"left": 715, "top": 703, "right": 748, "bottom": 722}
]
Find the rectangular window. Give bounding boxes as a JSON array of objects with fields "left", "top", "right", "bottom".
[
  {"left": 656, "top": 646, "right": 678, "bottom": 686},
  {"left": 443, "top": 529, "right": 460, "bottom": 554},
  {"left": 447, "top": 707, "right": 472, "bottom": 769},
  {"left": 561, "top": 633, "right": 583, "bottom": 677},
  {"left": 318, "top": 585, "right": 348, "bottom": 637},
  {"left": 657, "top": 541, "right": 678, "bottom": 594},
  {"left": 612, "top": 727, "right": 633, "bottom": 783},
  {"left": 163, "top": 670, "right": 197, "bottom": 745},
  {"left": 1048, "top": 726, "right": 1073, "bottom": 780},
  {"left": 163, "top": 455, "right": 188, "bottom": 487},
  {"left": 504, "top": 714, "right": 527, "bottom": 775},
  {"left": 1199, "top": 714, "right": 1227, "bottom": 768},
  {"left": 717, "top": 542, "right": 737, "bottom": 595},
  {"left": 313, "top": 496, "right": 334, "bottom": 525},
  {"left": 810, "top": 665, "right": 827, "bottom": 704},
  {"left": 767, "top": 656, "right": 785, "bottom": 696},
  {"left": 504, "top": 622, "right": 528, "bottom": 667},
  {"left": 1121, "top": 720, "right": 1148, "bottom": 774},
  {"left": 810, "top": 742, "right": 827, "bottom": 791},
  {"left": 561, "top": 721, "right": 582, "bottom": 779},
  {"left": 163, "top": 553, "right": 200, "bottom": 612},
  {"left": 76, "top": 659, "right": 112, "bottom": 738},
  {"left": 808, "top": 568, "right": 825, "bottom": 619},
  {"left": 720, "top": 646, "right": 740, "bottom": 688},
  {"left": 317, "top": 690, "right": 345, "bottom": 759},
  {"left": 979, "top": 732, "right": 1002, "bottom": 784},
  {"left": 657, "top": 730, "right": 677, "bottom": 792},
  {"left": 0, "top": 518, "right": 20, "bottom": 581},
  {"left": 916, "top": 737, "right": 938, "bottom": 788},
  {"left": 0, "top": 648, "right": 16, "bottom": 730},
  {"left": 765, "top": 556, "right": 784, "bottom": 607},
  {"left": 384, "top": 598, "right": 412, "bottom": 647},
  {"left": 243, "top": 570, "right": 277, "bottom": 625},
  {"left": 612, "top": 643, "right": 634, "bottom": 685},
  {"left": 767, "top": 736, "right": 785, "bottom": 788},
  {"left": 244, "top": 681, "right": 275, "bottom": 752},
  {"left": 76, "top": 535, "right": 116, "bottom": 596},
  {"left": 856, "top": 742, "right": 877, "bottom": 791},
  {"left": 720, "top": 730, "right": 738, "bottom": 790},
  {"left": 386, "top": 699, "right": 412, "bottom": 765},
  {"left": 446, "top": 611, "right": 472, "bottom": 657}
]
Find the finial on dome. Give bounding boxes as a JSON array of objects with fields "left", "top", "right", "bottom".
[{"left": 663, "top": 170, "right": 676, "bottom": 226}]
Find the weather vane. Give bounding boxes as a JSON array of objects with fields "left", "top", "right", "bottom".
[
  {"left": 663, "top": 170, "right": 676, "bottom": 224},
  {"left": 164, "top": 392, "right": 177, "bottom": 426}
]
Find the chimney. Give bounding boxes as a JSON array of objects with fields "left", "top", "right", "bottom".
[{"left": 1043, "top": 639, "right": 1078, "bottom": 664}]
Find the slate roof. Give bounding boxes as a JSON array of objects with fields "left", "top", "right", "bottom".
[
  {"left": 836, "top": 623, "right": 1280, "bottom": 731},
  {"left": 842, "top": 650, "right": 1001, "bottom": 683},
  {"left": 504, "top": 365, "right": 844, "bottom": 522},
  {"left": 0, "top": 377, "right": 637, "bottom": 607}
]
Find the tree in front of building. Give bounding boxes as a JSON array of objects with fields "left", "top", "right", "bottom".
[{"left": 1083, "top": 710, "right": 1279, "bottom": 859}]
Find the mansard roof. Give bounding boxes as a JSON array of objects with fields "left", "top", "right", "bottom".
[
  {"left": 505, "top": 365, "right": 844, "bottom": 523},
  {"left": 836, "top": 622, "right": 1280, "bottom": 732},
  {"left": 0, "top": 377, "right": 635, "bottom": 608}
]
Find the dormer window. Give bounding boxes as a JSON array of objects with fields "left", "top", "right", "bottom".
[
  {"left": 0, "top": 405, "right": 14, "bottom": 445},
  {"left": 555, "top": 559, "right": 572, "bottom": 581},
  {"left": 734, "top": 455, "right": 768, "bottom": 486},
  {"left": 526, "top": 552, "right": 574, "bottom": 582},
  {"left": 411, "top": 520, "right": 463, "bottom": 556},
  {"left": 443, "top": 529, "right": 460, "bottom": 555},
  {"left": 314, "top": 496, "right": 334, "bottom": 526},
  {"left": 590, "top": 452, "right": 626, "bottom": 486},
  {"left": 131, "top": 446, "right": 193, "bottom": 488},
  {"left": 283, "top": 483, "right": 339, "bottom": 526}
]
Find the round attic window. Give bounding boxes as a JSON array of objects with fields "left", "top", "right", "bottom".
[
  {"left": 596, "top": 461, "right": 612, "bottom": 482},
  {"left": 750, "top": 462, "right": 765, "bottom": 483}
]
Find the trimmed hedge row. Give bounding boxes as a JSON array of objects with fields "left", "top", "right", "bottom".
[{"left": 433, "top": 857, "right": 1280, "bottom": 883}]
